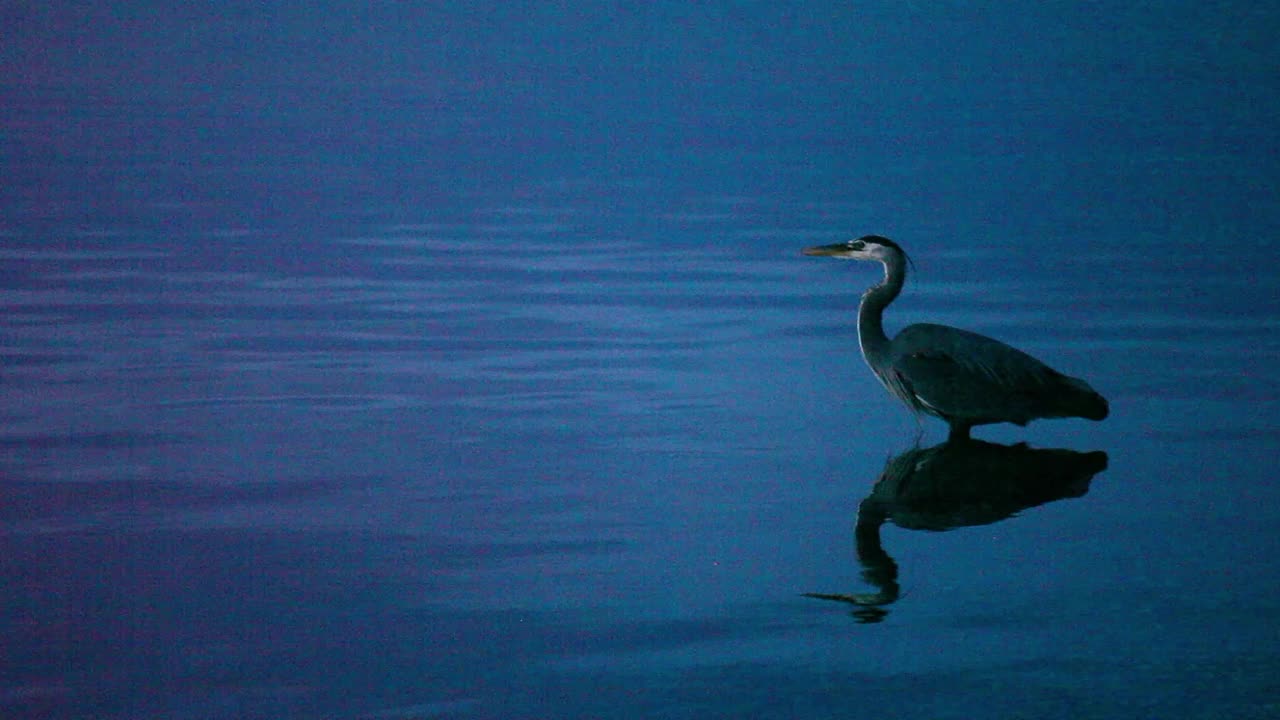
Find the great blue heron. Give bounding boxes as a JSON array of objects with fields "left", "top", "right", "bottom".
[{"left": 804, "top": 235, "right": 1108, "bottom": 440}]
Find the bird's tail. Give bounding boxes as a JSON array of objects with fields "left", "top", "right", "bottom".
[{"left": 1056, "top": 375, "right": 1109, "bottom": 421}]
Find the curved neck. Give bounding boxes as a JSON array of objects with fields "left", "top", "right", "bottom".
[{"left": 858, "top": 257, "right": 905, "bottom": 365}]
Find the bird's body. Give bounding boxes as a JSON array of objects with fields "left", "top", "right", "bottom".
[{"left": 804, "top": 236, "right": 1108, "bottom": 440}]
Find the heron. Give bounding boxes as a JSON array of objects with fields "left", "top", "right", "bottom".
[{"left": 803, "top": 235, "right": 1108, "bottom": 440}]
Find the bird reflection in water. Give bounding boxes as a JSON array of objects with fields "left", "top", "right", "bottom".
[{"left": 805, "top": 439, "right": 1108, "bottom": 623}]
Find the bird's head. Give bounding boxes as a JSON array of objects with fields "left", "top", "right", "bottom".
[{"left": 803, "top": 235, "right": 905, "bottom": 263}]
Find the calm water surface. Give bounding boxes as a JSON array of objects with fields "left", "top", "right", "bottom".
[
  {"left": 5, "top": 159, "right": 1278, "bottom": 718},
  {"left": 4, "top": 5, "right": 1280, "bottom": 718}
]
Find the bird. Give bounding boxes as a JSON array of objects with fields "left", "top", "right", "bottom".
[{"left": 803, "top": 235, "right": 1108, "bottom": 440}]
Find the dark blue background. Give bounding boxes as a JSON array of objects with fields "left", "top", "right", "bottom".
[{"left": 3, "top": 3, "right": 1279, "bottom": 718}]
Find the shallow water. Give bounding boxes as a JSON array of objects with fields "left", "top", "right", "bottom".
[
  {"left": 5, "top": 163, "right": 1279, "bottom": 718},
  {"left": 5, "top": 5, "right": 1280, "bottom": 719}
]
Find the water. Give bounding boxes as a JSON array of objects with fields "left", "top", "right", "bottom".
[{"left": 4, "top": 4, "right": 1280, "bottom": 719}]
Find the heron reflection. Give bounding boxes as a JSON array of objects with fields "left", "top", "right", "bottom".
[
  {"left": 805, "top": 439, "right": 1108, "bottom": 622},
  {"left": 803, "top": 236, "right": 1108, "bottom": 440}
]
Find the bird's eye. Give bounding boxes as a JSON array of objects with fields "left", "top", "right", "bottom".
[{"left": 848, "top": 240, "right": 864, "bottom": 250}]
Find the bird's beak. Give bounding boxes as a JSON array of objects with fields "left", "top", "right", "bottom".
[{"left": 802, "top": 243, "right": 849, "bottom": 257}]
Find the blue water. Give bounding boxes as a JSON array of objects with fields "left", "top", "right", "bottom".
[{"left": 4, "top": 4, "right": 1280, "bottom": 719}]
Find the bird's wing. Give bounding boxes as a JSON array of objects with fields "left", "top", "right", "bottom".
[{"left": 889, "top": 323, "right": 1060, "bottom": 420}]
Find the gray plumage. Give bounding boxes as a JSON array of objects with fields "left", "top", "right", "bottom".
[{"left": 804, "top": 235, "right": 1108, "bottom": 440}]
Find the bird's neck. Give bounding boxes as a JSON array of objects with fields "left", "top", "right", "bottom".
[{"left": 858, "top": 258, "right": 904, "bottom": 365}]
